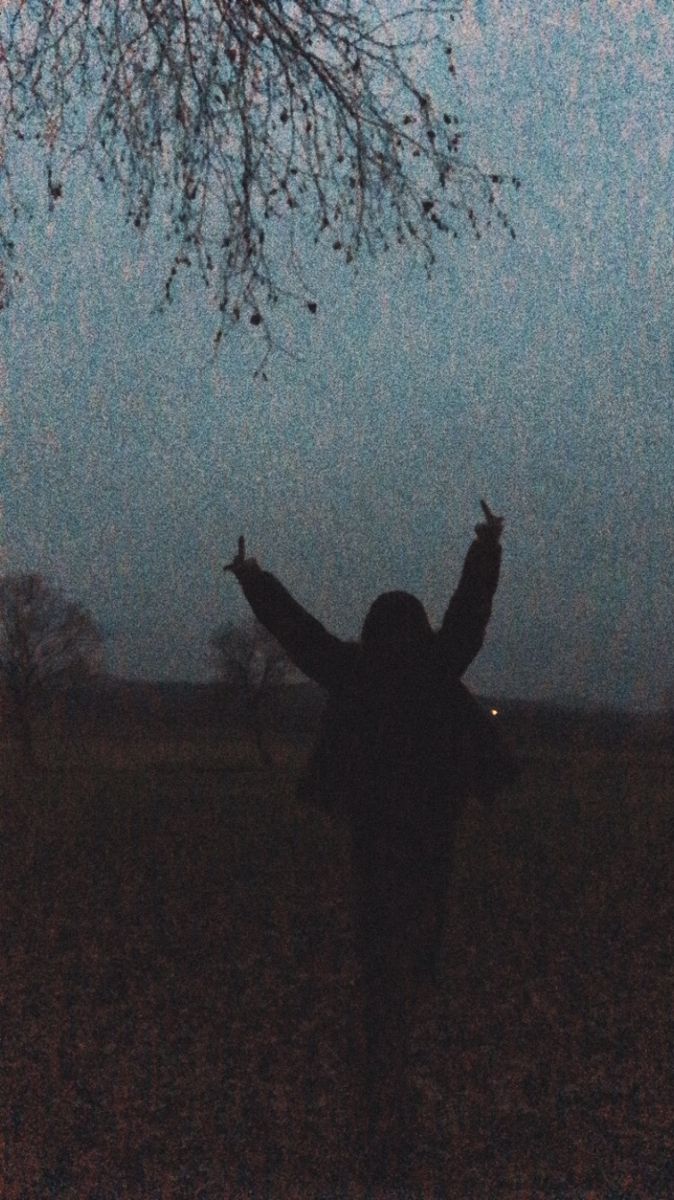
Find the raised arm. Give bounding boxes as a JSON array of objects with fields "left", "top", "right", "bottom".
[
  {"left": 437, "top": 501, "right": 504, "bottom": 678},
  {"left": 223, "top": 537, "right": 355, "bottom": 692}
]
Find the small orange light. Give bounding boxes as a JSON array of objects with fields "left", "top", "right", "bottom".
[{"left": 490, "top": 708, "right": 499, "bottom": 717}]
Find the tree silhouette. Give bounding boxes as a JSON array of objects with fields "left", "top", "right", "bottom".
[
  {"left": 0, "top": 572, "right": 104, "bottom": 762},
  {"left": 209, "top": 617, "right": 293, "bottom": 765},
  {"left": 0, "top": 0, "right": 518, "bottom": 369}
]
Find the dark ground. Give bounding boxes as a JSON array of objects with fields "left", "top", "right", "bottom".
[{"left": 1, "top": 717, "right": 673, "bottom": 1199}]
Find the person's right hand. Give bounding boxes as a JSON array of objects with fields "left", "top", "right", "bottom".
[
  {"left": 475, "top": 499, "right": 504, "bottom": 542},
  {"left": 223, "top": 535, "right": 260, "bottom": 579}
]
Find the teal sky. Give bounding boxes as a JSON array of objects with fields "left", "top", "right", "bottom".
[{"left": 1, "top": 0, "right": 673, "bottom": 710}]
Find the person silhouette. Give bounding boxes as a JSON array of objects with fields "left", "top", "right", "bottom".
[{"left": 223, "top": 501, "right": 518, "bottom": 1180}]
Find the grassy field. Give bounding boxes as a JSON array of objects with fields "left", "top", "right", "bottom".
[{"left": 2, "top": 721, "right": 673, "bottom": 1198}]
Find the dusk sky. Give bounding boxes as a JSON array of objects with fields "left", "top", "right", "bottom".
[{"left": 2, "top": 0, "right": 673, "bottom": 711}]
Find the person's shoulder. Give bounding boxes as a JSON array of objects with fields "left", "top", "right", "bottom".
[{"left": 322, "top": 640, "right": 361, "bottom": 691}]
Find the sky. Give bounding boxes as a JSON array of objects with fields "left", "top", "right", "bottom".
[{"left": 1, "top": 0, "right": 673, "bottom": 711}]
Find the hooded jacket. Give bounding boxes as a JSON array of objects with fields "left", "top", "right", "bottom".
[{"left": 234, "top": 529, "right": 518, "bottom": 823}]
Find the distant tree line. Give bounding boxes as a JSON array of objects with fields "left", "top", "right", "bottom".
[
  {"left": 3, "top": 570, "right": 671, "bottom": 767},
  {"left": 0, "top": 570, "right": 294, "bottom": 764}
]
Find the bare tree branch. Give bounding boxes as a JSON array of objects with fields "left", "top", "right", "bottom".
[{"left": 0, "top": 0, "right": 519, "bottom": 365}]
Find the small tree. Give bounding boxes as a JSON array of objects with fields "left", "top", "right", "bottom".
[
  {"left": 209, "top": 618, "right": 293, "bottom": 765},
  {"left": 0, "top": 572, "right": 104, "bottom": 762}
]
